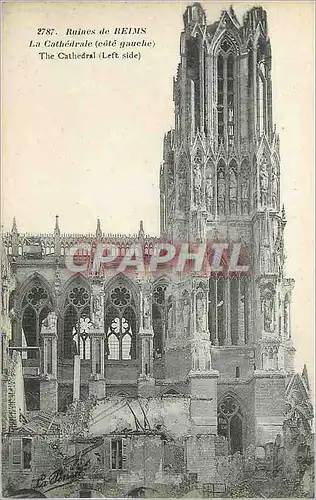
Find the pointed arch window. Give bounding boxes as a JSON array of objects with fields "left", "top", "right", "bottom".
[
  {"left": 216, "top": 40, "right": 236, "bottom": 147},
  {"left": 227, "top": 54, "right": 235, "bottom": 146},
  {"left": 21, "top": 281, "right": 52, "bottom": 359},
  {"left": 152, "top": 283, "right": 167, "bottom": 358},
  {"left": 217, "top": 55, "right": 224, "bottom": 140},
  {"left": 257, "top": 45, "right": 267, "bottom": 137},
  {"left": 63, "top": 284, "right": 91, "bottom": 359},
  {"left": 104, "top": 282, "right": 137, "bottom": 361},
  {"left": 218, "top": 395, "right": 243, "bottom": 454}
]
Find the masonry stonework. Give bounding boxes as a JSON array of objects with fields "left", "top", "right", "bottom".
[{"left": 1, "top": 3, "right": 314, "bottom": 498}]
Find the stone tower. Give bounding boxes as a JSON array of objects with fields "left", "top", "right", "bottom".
[{"left": 160, "top": 2, "right": 296, "bottom": 452}]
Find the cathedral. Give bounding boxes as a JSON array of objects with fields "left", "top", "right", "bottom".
[{"left": 1, "top": 3, "right": 313, "bottom": 498}]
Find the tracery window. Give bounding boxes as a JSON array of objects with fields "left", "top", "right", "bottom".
[
  {"left": 104, "top": 283, "right": 136, "bottom": 361},
  {"left": 21, "top": 281, "right": 52, "bottom": 359},
  {"left": 63, "top": 284, "right": 91, "bottom": 359},
  {"left": 152, "top": 283, "right": 167, "bottom": 357},
  {"left": 257, "top": 40, "right": 267, "bottom": 137},
  {"left": 216, "top": 39, "right": 236, "bottom": 147},
  {"left": 218, "top": 395, "right": 243, "bottom": 454}
]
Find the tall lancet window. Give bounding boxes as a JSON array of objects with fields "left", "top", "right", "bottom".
[
  {"left": 227, "top": 55, "right": 235, "bottom": 147},
  {"left": 257, "top": 37, "right": 267, "bottom": 137},
  {"left": 217, "top": 55, "right": 224, "bottom": 142},
  {"left": 258, "top": 68, "right": 265, "bottom": 137},
  {"left": 216, "top": 39, "right": 236, "bottom": 147}
]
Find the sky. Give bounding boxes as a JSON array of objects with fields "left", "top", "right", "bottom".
[{"left": 1, "top": 1, "right": 314, "bottom": 385}]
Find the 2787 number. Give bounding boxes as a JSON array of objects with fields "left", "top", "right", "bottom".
[{"left": 37, "top": 28, "right": 55, "bottom": 35}]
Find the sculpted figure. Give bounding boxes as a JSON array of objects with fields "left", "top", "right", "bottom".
[
  {"left": 42, "top": 312, "right": 57, "bottom": 331},
  {"left": 193, "top": 165, "right": 202, "bottom": 205},
  {"left": 92, "top": 293, "right": 103, "bottom": 328},
  {"left": 263, "top": 295, "right": 274, "bottom": 332},
  {"left": 143, "top": 295, "right": 151, "bottom": 329},
  {"left": 182, "top": 298, "right": 190, "bottom": 334},
  {"left": 229, "top": 171, "right": 237, "bottom": 200},
  {"left": 205, "top": 177, "right": 213, "bottom": 212},
  {"left": 196, "top": 292, "right": 206, "bottom": 332},
  {"left": 229, "top": 171, "right": 237, "bottom": 214},
  {"left": 217, "top": 171, "right": 225, "bottom": 214},
  {"left": 260, "top": 158, "right": 269, "bottom": 204},
  {"left": 241, "top": 177, "right": 250, "bottom": 214},
  {"left": 271, "top": 169, "right": 278, "bottom": 208}
]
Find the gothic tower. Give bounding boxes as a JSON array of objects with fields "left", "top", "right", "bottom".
[{"left": 160, "top": 3, "right": 296, "bottom": 453}]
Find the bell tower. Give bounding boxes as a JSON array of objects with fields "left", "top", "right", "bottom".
[{"left": 160, "top": 2, "right": 296, "bottom": 451}]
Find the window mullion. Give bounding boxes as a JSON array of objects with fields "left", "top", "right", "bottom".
[
  {"left": 227, "top": 418, "right": 231, "bottom": 454},
  {"left": 223, "top": 58, "right": 228, "bottom": 147},
  {"left": 119, "top": 316, "right": 123, "bottom": 360}
]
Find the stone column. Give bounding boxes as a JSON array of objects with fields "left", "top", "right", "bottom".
[
  {"left": 89, "top": 285, "right": 106, "bottom": 399},
  {"left": 225, "top": 278, "right": 231, "bottom": 345},
  {"left": 238, "top": 277, "right": 245, "bottom": 345},
  {"left": 214, "top": 275, "right": 219, "bottom": 345},
  {"left": 89, "top": 331, "right": 106, "bottom": 399},
  {"left": 40, "top": 312, "right": 58, "bottom": 412},
  {"left": 138, "top": 287, "right": 155, "bottom": 397}
]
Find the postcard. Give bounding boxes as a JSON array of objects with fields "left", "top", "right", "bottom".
[{"left": 1, "top": 2, "right": 314, "bottom": 498}]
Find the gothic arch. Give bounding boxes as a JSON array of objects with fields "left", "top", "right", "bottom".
[
  {"left": 17, "top": 273, "right": 54, "bottom": 358},
  {"left": 104, "top": 274, "right": 139, "bottom": 361},
  {"left": 104, "top": 273, "right": 139, "bottom": 307},
  {"left": 61, "top": 274, "right": 92, "bottom": 359},
  {"left": 217, "top": 392, "right": 245, "bottom": 454},
  {"left": 60, "top": 273, "right": 92, "bottom": 308},
  {"left": 16, "top": 272, "right": 55, "bottom": 310},
  {"left": 213, "top": 31, "right": 241, "bottom": 57}
]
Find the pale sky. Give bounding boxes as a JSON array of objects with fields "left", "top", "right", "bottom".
[{"left": 1, "top": 2, "right": 314, "bottom": 385}]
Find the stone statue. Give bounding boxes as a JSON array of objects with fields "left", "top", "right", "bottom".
[
  {"left": 241, "top": 176, "right": 250, "bottom": 214},
  {"left": 182, "top": 297, "right": 190, "bottom": 334},
  {"left": 229, "top": 171, "right": 237, "bottom": 200},
  {"left": 42, "top": 311, "right": 57, "bottom": 331},
  {"left": 229, "top": 170, "right": 237, "bottom": 214},
  {"left": 196, "top": 292, "right": 206, "bottom": 332},
  {"left": 92, "top": 294, "right": 100, "bottom": 314},
  {"left": 143, "top": 295, "right": 151, "bottom": 329},
  {"left": 193, "top": 164, "right": 202, "bottom": 205},
  {"left": 217, "top": 171, "right": 225, "bottom": 214},
  {"left": 271, "top": 169, "right": 278, "bottom": 208},
  {"left": 260, "top": 157, "right": 269, "bottom": 204},
  {"left": 263, "top": 295, "right": 274, "bottom": 332},
  {"left": 92, "top": 293, "right": 103, "bottom": 329},
  {"left": 205, "top": 176, "right": 213, "bottom": 212}
]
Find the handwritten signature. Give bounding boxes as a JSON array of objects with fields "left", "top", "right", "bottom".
[{"left": 34, "top": 457, "right": 90, "bottom": 489}]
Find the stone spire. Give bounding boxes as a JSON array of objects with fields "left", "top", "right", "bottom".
[
  {"left": 138, "top": 220, "right": 144, "bottom": 241},
  {"left": 11, "top": 218, "right": 18, "bottom": 256},
  {"left": 96, "top": 218, "right": 102, "bottom": 239},
  {"left": 54, "top": 215, "right": 61, "bottom": 257},
  {"left": 302, "top": 364, "right": 310, "bottom": 391}
]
